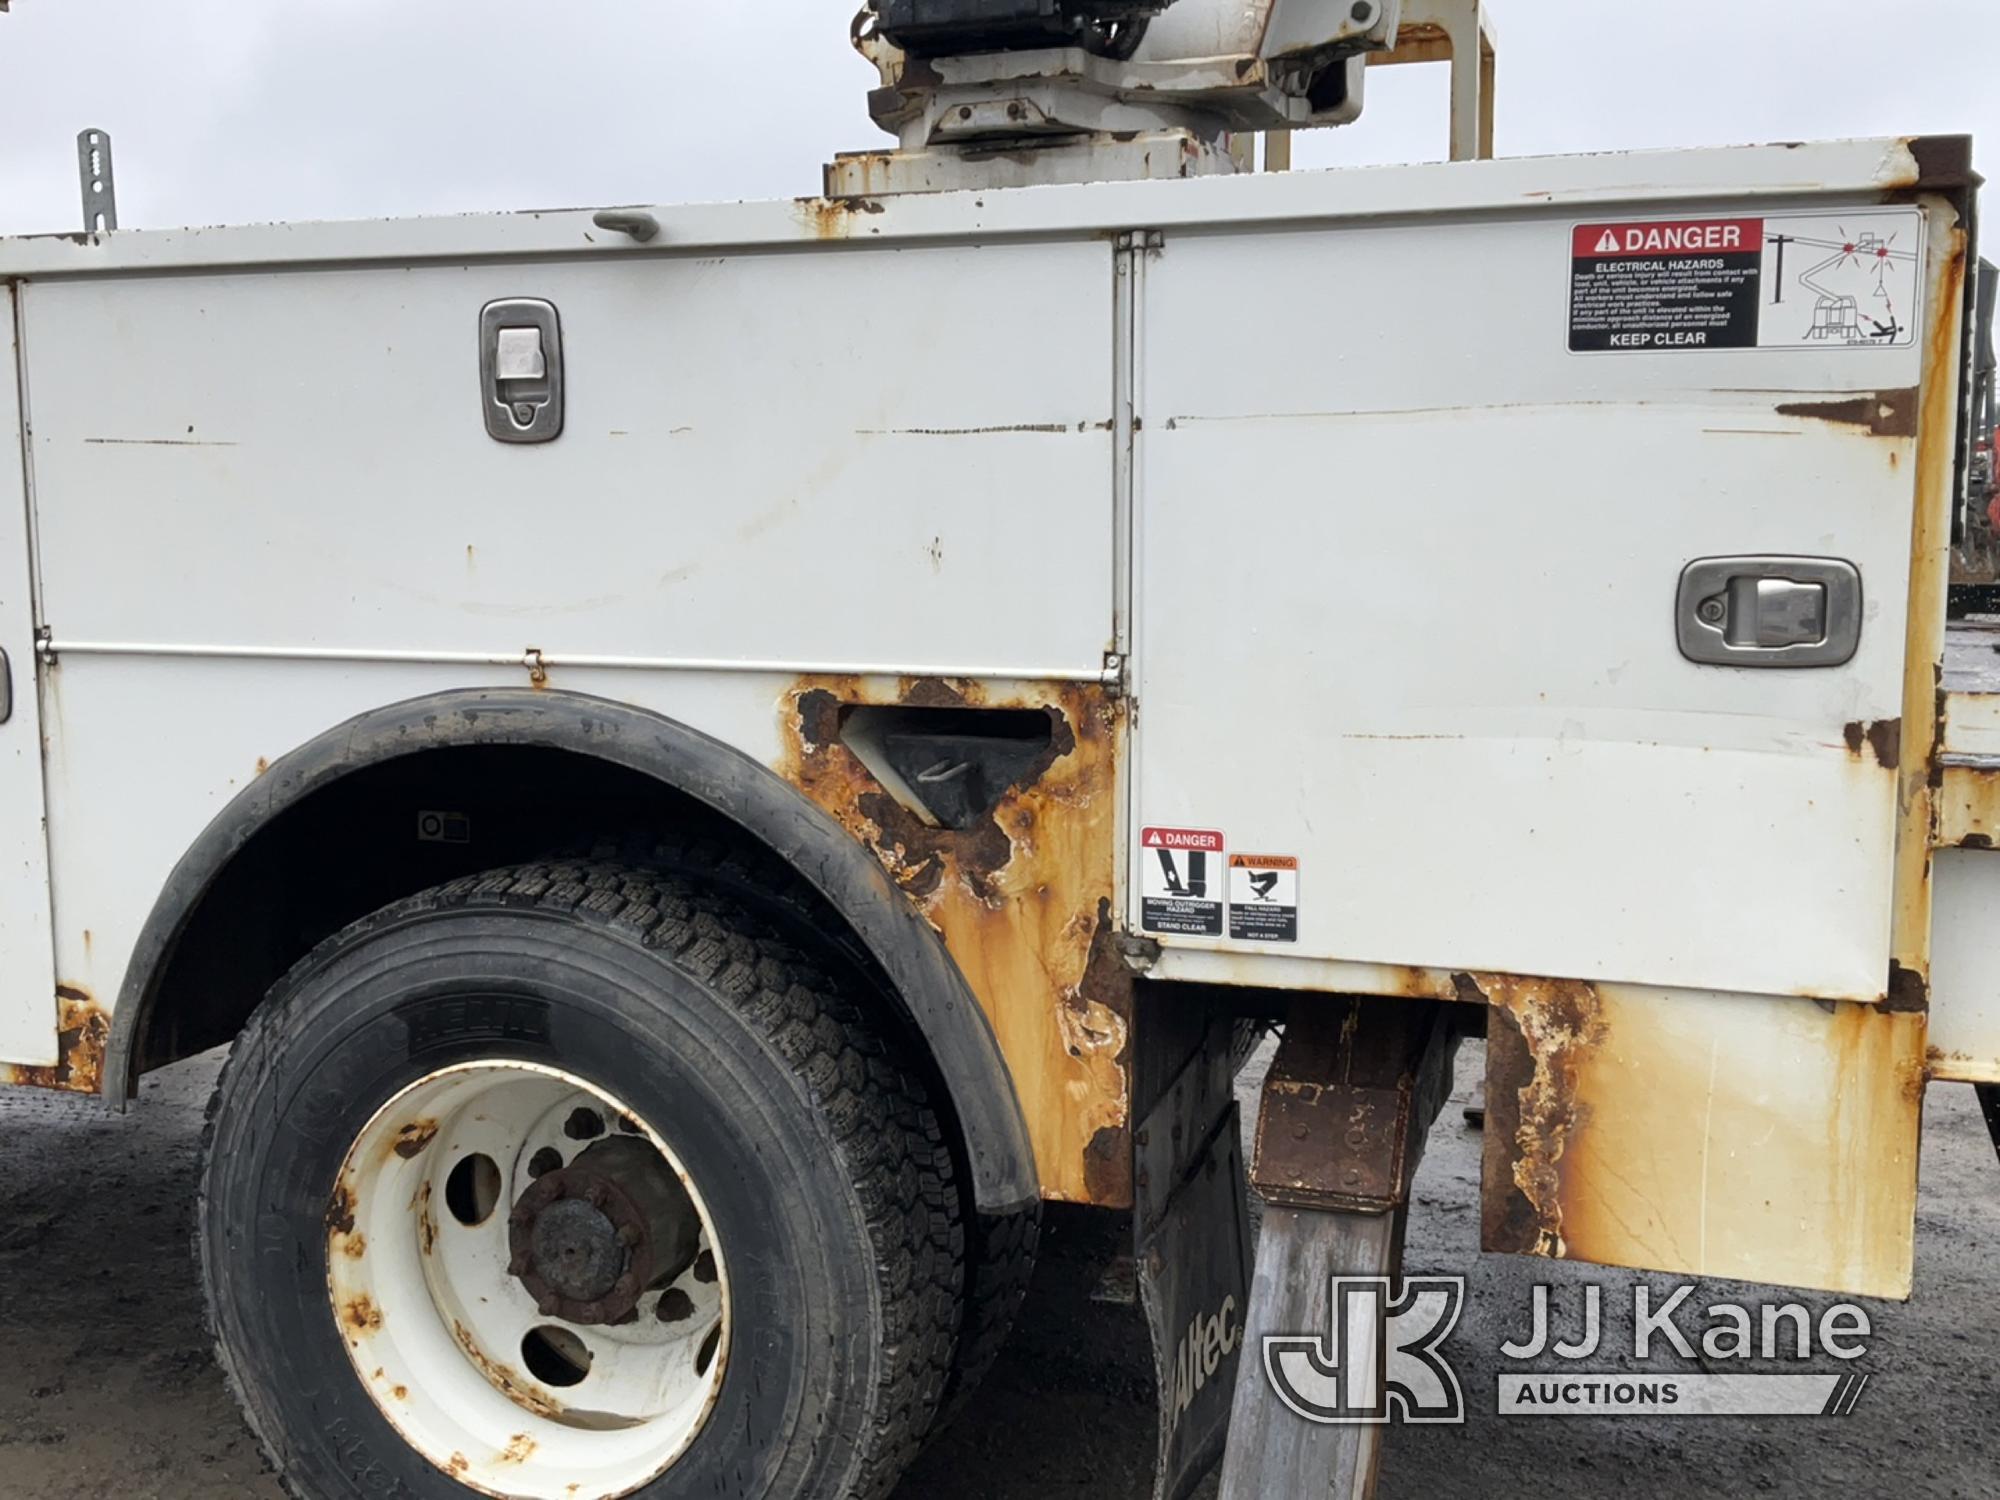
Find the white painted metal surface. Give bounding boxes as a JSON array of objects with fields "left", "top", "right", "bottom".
[
  {"left": 1131, "top": 205, "right": 1928, "bottom": 1003},
  {"left": 0, "top": 140, "right": 1934, "bottom": 280},
  {"left": 0, "top": 136, "right": 1960, "bottom": 1062},
  {"left": 1930, "top": 849, "right": 2000, "bottom": 1085},
  {"left": 23, "top": 241, "right": 1114, "bottom": 673},
  {"left": 0, "top": 292, "right": 54, "bottom": 1067},
  {"left": 1946, "top": 692, "right": 2000, "bottom": 758}
]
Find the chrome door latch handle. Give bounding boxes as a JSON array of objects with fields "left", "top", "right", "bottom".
[
  {"left": 480, "top": 299, "right": 564, "bottom": 444},
  {"left": 1676, "top": 556, "right": 1863, "bottom": 668}
]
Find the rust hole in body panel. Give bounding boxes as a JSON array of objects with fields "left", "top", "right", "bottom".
[
  {"left": 777, "top": 675, "right": 1131, "bottom": 1206},
  {"left": 5, "top": 989, "right": 112, "bottom": 1095}
]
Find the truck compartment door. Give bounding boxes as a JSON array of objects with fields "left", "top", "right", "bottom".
[
  {"left": 1132, "top": 201, "right": 1951, "bottom": 1004},
  {"left": 0, "top": 291, "right": 55, "bottom": 1066}
]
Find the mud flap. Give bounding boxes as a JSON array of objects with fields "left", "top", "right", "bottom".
[{"left": 1134, "top": 1023, "right": 1254, "bottom": 1500}]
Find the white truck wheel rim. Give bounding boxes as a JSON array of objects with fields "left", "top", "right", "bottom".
[{"left": 325, "top": 1061, "right": 730, "bottom": 1499}]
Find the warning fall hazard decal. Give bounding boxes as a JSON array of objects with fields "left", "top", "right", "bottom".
[
  {"left": 1569, "top": 208, "right": 1923, "bottom": 353},
  {"left": 1140, "top": 828, "right": 1299, "bottom": 944}
]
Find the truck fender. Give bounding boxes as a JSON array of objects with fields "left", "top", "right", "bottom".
[{"left": 104, "top": 686, "right": 1040, "bottom": 1216}]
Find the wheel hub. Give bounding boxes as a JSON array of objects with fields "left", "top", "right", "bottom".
[
  {"left": 509, "top": 1137, "right": 702, "bottom": 1326},
  {"left": 529, "top": 1198, "right": 627, "bottom": 1304}
]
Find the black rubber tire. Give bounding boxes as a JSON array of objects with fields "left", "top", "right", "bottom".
[
  {"left": 199, "top": 860, "right": 964, "bottom": 1500},
  {"left": 594, "top": 830, "right": 1040, "bottom": 1423}
]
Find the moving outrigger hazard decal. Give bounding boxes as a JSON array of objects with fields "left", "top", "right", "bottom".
[
  {"left": 1569, "top": 207, "right": 1923, "bottom": 353},
  {"left": 1227, "top": 854, "right": 1299, "bottom": 944},
  {"left": 1141, "top": 827, "right": 1225, "bottom": 937}
]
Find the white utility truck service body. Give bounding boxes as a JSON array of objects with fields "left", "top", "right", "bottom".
[
  {"left": 0, "top": 142, "right": 1964, "bottom": 1021},
  {"left": 0, "top": 7, "right": 1993, "bottom": 1497}
]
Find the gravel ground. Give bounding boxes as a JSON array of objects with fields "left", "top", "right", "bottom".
[{"left": 0, "top": 1041, "right": 1994, "bottom": 1498}]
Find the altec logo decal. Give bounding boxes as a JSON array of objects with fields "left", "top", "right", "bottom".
[{"left": 1571, "top": 219, "right": 1765, "bottom": 258}]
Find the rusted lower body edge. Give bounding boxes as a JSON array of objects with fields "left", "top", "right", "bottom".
[
  {"left": 1477, "top": 974, "right": 1925, "bottom": 1301},
  {"left": 2, "top": 989, "right": 110, "bottom": 1095}
]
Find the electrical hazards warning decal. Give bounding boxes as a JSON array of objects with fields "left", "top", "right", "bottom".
[
  {"left": 1227, "top": 855, "right": 1299, "bottom": 944},
  {"left": 1140, "top": 829, "right": 1302, "bottom": 944},
  {"left": 1568, "top": 208, "right": 1923, "bottom": 353}
]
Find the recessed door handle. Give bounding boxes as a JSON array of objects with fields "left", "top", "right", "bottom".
[
  {"left": 0, "top": 646, "right": 11, "bottom": 725},
  {"left": 1676, "top": 556, "right": 1862, "bottom": 668},
  {"left": 480, "top": 299, "right": 564, "bottom": 444}
]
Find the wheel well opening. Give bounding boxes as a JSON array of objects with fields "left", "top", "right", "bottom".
[{"left": 134, "top": 745, "right": 971, "bottom": 1204}]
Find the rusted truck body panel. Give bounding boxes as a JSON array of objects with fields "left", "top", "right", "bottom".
[
  {"left": 1928, "top": 622, "right": 2000, "bottom": 1088},
  {"left": 0, "top": 136, "right": 1984, "bottom": 1297}
]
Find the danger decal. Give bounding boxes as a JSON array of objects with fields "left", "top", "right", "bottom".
[
  {"left": 1141, "top": 827, "right": 1226, "bottom": 938},
  {"left": 1569, "top": 217, "right": 1764, "bottom": 351},
  {"left": 1569, "top": 209, "right": 1923, "bottom": 355}
]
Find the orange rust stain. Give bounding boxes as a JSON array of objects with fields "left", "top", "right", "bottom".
[
  {"left": 498, "top": 1434, "right": 536, "bottom": 1466},
  {"left": 340, "top": 1232, "right": 368, "bottom": 1261},
  {"left": 393, "top": 1384, "right": 409, "bottom": 1402},
  {"left": 341, "top": 1296, "right": 384, "bottom": 1336},
  {"left": 1474, "top": 974, "right": 1607, "bottom": 1259},
  {"left": 1890, "top": 218, "right": 1970, "bottom": 989},
  {"left": 453, "top": 1321, "right": 566, "bottom": 1419},
  {"left": 5, "top": 990, "right": 111, "bottom": 1095},
  {"left": 1486, "top": 980, "right": 1925, "bottom": 1300},
  {"left": 794, "top": 195, "right": 886, "bottom": 240},
  {"left": 776, "top": 676, "right": 1131, "bottom": 1206},
  {"left": 449, "top": 1454, "right": 472, "bottom": 1478},
  {"left": 392, "top": 1118, "right": 441, "bottom": 1160},
  {"left": 254, "top": 756, "right": 270, "bottom": 777}
]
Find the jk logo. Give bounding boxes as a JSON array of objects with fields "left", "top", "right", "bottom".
[{"left": 1263, "top": 1277, "right": 1467, "bottom": 1425}]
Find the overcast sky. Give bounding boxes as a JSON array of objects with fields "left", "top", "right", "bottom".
[{"left": 0, "top": 1, "right": 1994, "bottom": 235}]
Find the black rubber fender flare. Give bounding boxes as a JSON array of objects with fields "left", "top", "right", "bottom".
[{"left": 105, "top": 686, "right": 1040, "bottom": 1216}]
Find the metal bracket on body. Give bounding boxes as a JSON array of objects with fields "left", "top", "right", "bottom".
[{"left": 77, "top": 129, "right": 117, "bottom": 233}]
